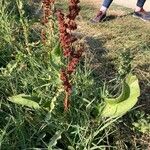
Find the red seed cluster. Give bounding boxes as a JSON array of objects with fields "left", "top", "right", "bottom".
[
  {"left": 57, "top": 0, "right": 83, "bottom": 111},
  {"left": 60, "top": 69, "right": 72, "bottom": 111},
  {"left": 57, "top": 10, "right": 77, "bottom": 57},
  {"left": 60, "top": 69, "right": 72, "bottom": 95},
  {"left": 40, "top": 0, "right": 83, "bottom": 111},
  {"left": 67, "top": 47, "right": 83, "bottom": 74},
  {"left": 67, "top": 0, "right": 80, "bottom": 20},
  {"left": 57, "top": 0, "right": 80, "bottom": 58}
]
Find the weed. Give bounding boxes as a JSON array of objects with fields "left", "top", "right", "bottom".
[{"left": 0, "top": 0, "right": 146, "bottom": 149}]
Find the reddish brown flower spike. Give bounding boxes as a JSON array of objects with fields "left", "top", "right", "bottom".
[
  {"left": 60, "top": 70, "right": 72, "bottom": 94},
  {"left": 57, "top": 0, "right": 83, "bottom": 111}
]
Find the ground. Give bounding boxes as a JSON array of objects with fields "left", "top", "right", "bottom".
[
  {"left": 76, "top": 1, "right": 150, "bottom": 147},
  {"left": 75, "top": 0, "right": 150, "bottom": 113}
]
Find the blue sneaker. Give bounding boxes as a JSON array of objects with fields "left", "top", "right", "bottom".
[{"left": 133, "top": 9, "right": 150, "bottom": 21}]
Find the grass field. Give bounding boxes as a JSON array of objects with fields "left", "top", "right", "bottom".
[
  {"left": 0, "top": 0, "right": 150, "bottom": 149},
  {"left": 78, "top": 0, "right": 150, "bottom": 112}
]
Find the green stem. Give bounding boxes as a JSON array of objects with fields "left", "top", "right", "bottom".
[{"left": 16, "top": 0, "right": 31, "bottom": 55}]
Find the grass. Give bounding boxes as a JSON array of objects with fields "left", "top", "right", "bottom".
[
  {"left": 0, "top": 0, "right": 150, "bottom": 149},
  {"left": 77, "top": 0, "right": 150, "bottom": 112},
  {"left": 57, "top": 0, "right": 150, "bottom": 147}
]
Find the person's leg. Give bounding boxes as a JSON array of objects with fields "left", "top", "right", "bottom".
[
  {"left": 133, "top": 0, "right": 150, "bottom": 21},
  {"left": 102, "top": 0, "right": 113, "bottom": 9},
  {"left": 100, "top": 0, "right": 113, "bottom": 13},
  {"left": 136, "top": 0, "right": 146, "bottom": 8},
  {"left": 135, "top": 0, "right": 146, "bottom": 11},
  {"left": 91, "top": 0, "right": 113, "bottom": 23},
  {"left": 100, "top": 0, "right": 113, "bottom": 14}
]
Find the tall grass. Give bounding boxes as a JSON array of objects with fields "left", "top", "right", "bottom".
[
  {"left": 0, "top": 1, "right": 118, "bottom": 149},
  {"left": 0, "top": 0, "right": 146, "bottom": 149}
]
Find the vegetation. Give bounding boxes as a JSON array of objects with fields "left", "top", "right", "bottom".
[{"left": 0, "top": 0, "right": 149, "bottom": 149}]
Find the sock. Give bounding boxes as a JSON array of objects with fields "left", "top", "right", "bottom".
[
  {"left": 135, "top": 6, "right": 142, "bottom": 12},
  {"left": 100, "top": 6, "right": 107, "bottom": 13}
]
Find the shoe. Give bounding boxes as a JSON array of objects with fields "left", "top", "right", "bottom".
[
  {"left": 133, "top": 8, "right": 150, "bottom": 21},
  {"left": 90, "top": 11, "right": 106, "bottom": 23}
]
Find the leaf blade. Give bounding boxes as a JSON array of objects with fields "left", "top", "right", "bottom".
[
  {"left": 101, "top": 74, "right": 140, "bottom": 117},
  {"left": 8, "top": 94, "right": 41, "bottom": 109}
]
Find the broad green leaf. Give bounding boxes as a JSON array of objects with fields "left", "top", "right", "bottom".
[
  {"left": 101, "top": 74, "right": 140, "bottom": 117},
  {"left": 8, "top": 94, "right": 40, "bottom": 109},
  {"left": 104, "top": 81, "right": 130, "bottom": 104}
]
